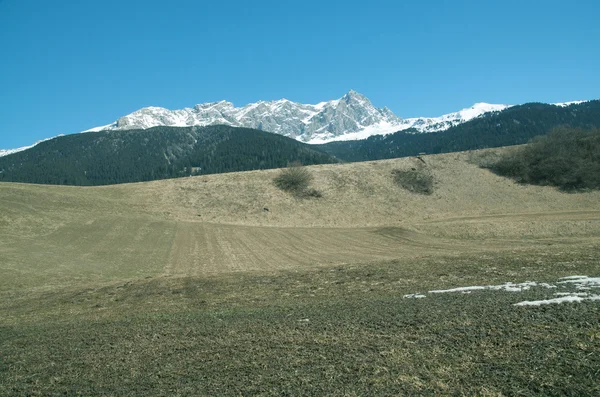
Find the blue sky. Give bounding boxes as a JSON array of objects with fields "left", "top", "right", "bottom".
[{"left": 1, "top": 0, "right": 599, "bottom": 149}]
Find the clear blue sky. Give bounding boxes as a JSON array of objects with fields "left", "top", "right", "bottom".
[{"left": 1, "top": 0, "right": 599, "bottom": 149}]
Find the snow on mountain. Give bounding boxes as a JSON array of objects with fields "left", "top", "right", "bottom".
[
  {"left": 0, "top": 136, "right": 61, "bottom": 158},
  {"left": 78, "top": 90, "right": 510, "bottom": 145},
  {"left": 307, "top": 103, "right": 511, "bottom": 143},
  {"left": 82, "top": 90, "right": 404, "bottom": 143},
  {"left": 14, "top": 92, "right": 591, "bottom": 156},
  {"left": 2, "top": 94, "right": 595, "bottom": 157},
  {"left": 553, "top": 100, "right": 587, "bottom": 107},
  {"left": 0, "top": 148, "right": 23, "bottom": 157}
]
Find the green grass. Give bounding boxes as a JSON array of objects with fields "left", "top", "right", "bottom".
[{"left": 2, "top": 246, "right": 599, "bottom": 396}]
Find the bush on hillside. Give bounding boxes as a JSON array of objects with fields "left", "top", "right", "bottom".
[
  {"left": 273, "top": 164, "right": 322, "bottom": 198},
  {"left": 483, "top": 127, "right": 600, "bottom": 191},
  {"left": 302, "top": 188, "right": 323, "bottom": 198},
  {"left": 392, "top": 168, "right": 435, "bottom": 195}
]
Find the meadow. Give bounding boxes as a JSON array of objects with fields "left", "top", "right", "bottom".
[{"left": 1, "top": 150, "right": 599, "bottom": 395}]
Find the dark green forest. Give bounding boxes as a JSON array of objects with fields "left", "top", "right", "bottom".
[
  {"left": 1, "top": 101, "right": 599, "bottom": 186},
  {"left": 0, "top": 126, "right": 337, "bottom": 186},
  {"left": 484, "top": 127, "right": 600, "bottom": 191},
  {"left": 318, "top": 101, "right": 600, "bottom": 161}
]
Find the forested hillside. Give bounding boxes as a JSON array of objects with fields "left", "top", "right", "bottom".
[
  {"left": 483, "top": 127, "right": 600, "bottom": 191},
  {"left": 317, "top": 101, "right": 600, "bottom": 161},
  {"left": 0, "top": 126, "right": 337, "bottom": 186},
  {"left": 1, "top": 101, "right": 599, "bottom": 186}
]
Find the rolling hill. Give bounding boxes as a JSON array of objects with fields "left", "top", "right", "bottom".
[
  {"left": 2, "top": 151, "right": 600, "bottom": 395},
  {"left": 2, "top": 100, "right": 599, "bottom": 186},
  {"left": 0, "top": 125, "right": 337, "bottom": 186}
]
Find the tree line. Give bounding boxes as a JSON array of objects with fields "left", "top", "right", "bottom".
[{"left": 0, "top": 126, "right": 337, "bottom": 186}]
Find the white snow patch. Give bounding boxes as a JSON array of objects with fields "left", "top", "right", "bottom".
[
  {"left": 403, "top": 294, "right": 426, "bottom": 299},
  {"left": 558, "top": 276, "right": 600, "bottom": 290},
  {"left": 456, "top": 103, "right": 510, "bottom": 122},
  {"left": 402, "top": 275, "right": 599, "bottom": 307},
  {"left": 514, "top": 294, "right": 600, "bottom": 306},
  {"left": 429, "top": 281, "right": 543, "bottom": 294},
  {"left": 0, "top": 135, "right": 62, "bottom": 157},
  {"left": 82, "top": 123, "right": 117, "bottom": 132},
  {"left": 553, "top": 100, "right": 587, "bottom": 107},
  {"left": 429, "top": 286, "right": 486, "bottom": 294},
  {"left": 554, "top": 292, "right": 589, "bottom": 297},
  {"left": 307, "top": 120, "right": 407, "bottom": 144},
  {"left": 307, "top": 102, "right": 512, "bottom": 144}
]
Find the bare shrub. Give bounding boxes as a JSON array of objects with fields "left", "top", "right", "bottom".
[
  {"left": 273, "top": 164, "right": 322, "bottom": 198},
  {"left": 301, "top": 188, "right": 323, "bottom": 198}
]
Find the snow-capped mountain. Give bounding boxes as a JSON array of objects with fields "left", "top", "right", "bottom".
[
  {"left": 313, "top": 102, "right": 511, "bottom": 144},
  {"left": 86, "top": 90, "right": 404, "bottom": 142},
  {"left": 82, "top": 90, "right": 511, "bottom": 144},
  {"left": 0, "top": 93, "right": 591, "bottom": 157}
]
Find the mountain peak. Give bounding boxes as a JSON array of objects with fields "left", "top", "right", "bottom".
[
  {"left": 342, "top": 89, "right": 367, "bottom": 100},
  {"left": 3, "top": 95, "right": 591, "bottom": 157},
  {"left": 77, "top": 93, "right": 512, "bottom": 145}
]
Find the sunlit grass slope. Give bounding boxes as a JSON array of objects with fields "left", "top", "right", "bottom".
[{"left": 1, "top": 148, "right": 599, "bottom": 395}]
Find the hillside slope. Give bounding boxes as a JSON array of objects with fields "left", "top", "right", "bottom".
[
  {"left": 2, "top": 149, "right": 600, "bottom": 396},
  {"left": 100, "top": 149, "right": 600, "bottom": 229},
  {"left": 2, "top": 148, "right": 599, "bottom": 233},
  {"left": 2, "top": 101, "right": 599, "bottom": 186},
  {"left": 2, "top": 148, "right": 600, "bottom": 291},
  {"left": 319, "top": 100, "right": 600, "bottom": 161},
  {"left": 0, "top": 125, "right": 336, "bottom": 186}
]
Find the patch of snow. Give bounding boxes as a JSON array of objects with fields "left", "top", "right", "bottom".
[
  {"left": 429, "top": 281, "right": 543, "bottom": 294},
  {"left": 82, "top": 123, "right": 117, "bottom": 132},
  {"left": 429, "top": 286, "right": 486, "bottom": 294},
  {"left": 558, "top": 276, "right": 600, "bottom": 290},
  {"left": 307, "top": 102, "right": 511, "bottom": 144},
  {"left": 402, "top": 275, "right": 599, "bottom": 307},
  {"left": 306, "top": 120, "right": 409, "bottom": 144},
  {"left": 403, "top": 294, "right": 426, "bottom": 299},
  {"left": 457, "top": 103, "right": 511, "bottom": 123},
  {"left": 553, "top": 100, "right": 587, "bottom": 107},
  {"left": 554, "top": 292, "right": 589, "bottom": 297},
  {"left": 514, "top": 294, "right": 600, "bottom": 306},
  {"left": 0, "top": 135, "right": 62, "bottom": 158}
]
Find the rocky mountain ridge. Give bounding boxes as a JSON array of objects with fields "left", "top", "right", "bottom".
[
  {"left": 84, "top": 90, "right": 511, "bottom": 143},
  {"left": 1, "top": 92, "right": 590, "bottom": 157}
]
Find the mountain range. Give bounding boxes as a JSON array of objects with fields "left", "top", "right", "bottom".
[
  {"left": 1, "top": 98, "right": 599, "bottom": 186},
  {"left": 83, "top": 90, "right": 511, "bottom": 144},
  {"left": 0, "top": 90, "right": 589, "bottom": 158}
]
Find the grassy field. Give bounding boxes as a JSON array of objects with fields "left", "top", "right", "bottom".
[{"left": 1, "top": 150, "right": 600, "bottom": 395}]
